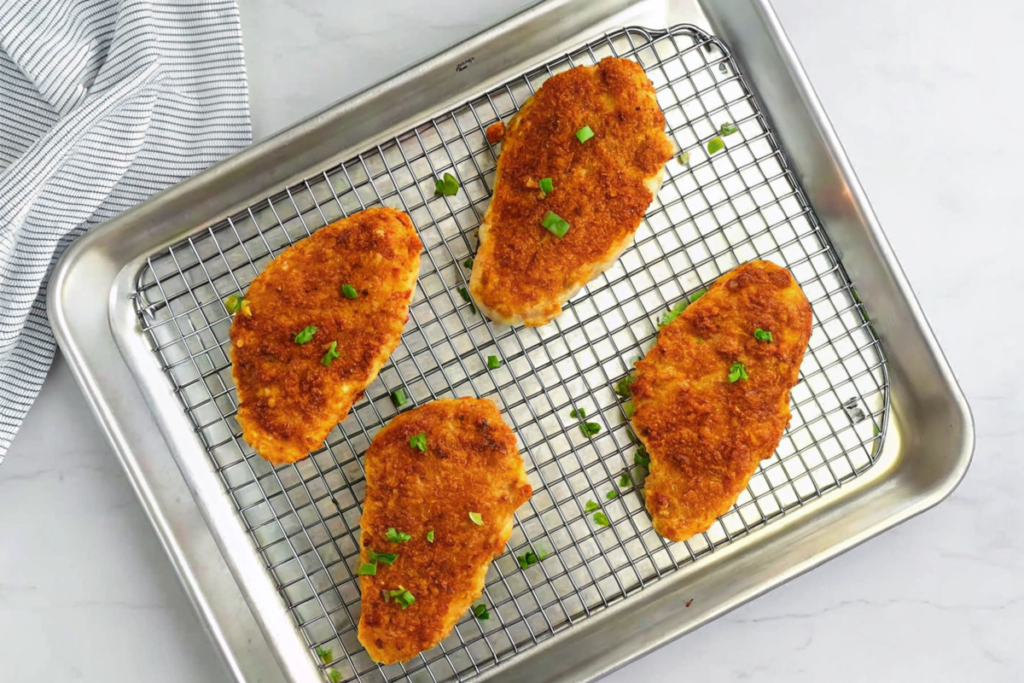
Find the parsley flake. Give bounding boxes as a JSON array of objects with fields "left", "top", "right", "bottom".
[
  {"left": 385, "top": 528, "right": 412, "bottom": 543},
  {"left": 584, "top": 500, "right": 600, "bottom": 513},
  {"left": 487, "top": 355, "right": 502, "bottom": 369},
  {"left": 592, "top": 511, "right": 610, "bottom": 527},
  {"left": 614, "top": 374, "right": 636, "bottom": 397},
  {"left": 472, "top": 603, "right": 490, "bottom": 620},
  {"left": 341, "top": 284, "right": 358, "bottom": 299},
  {"left": 320, "top": 341, "right": 340, "bottom": 367},
  {"left": 754, "top": 329, "right": 773, "bottom": 343},
  {"left": 719, "top": 121, "right": 739, "bottom": 136},
  {"left": 294, "top": 325, "right": 317, "bottom": 344},
  {"left": 728, "top": 362, "right": 749, "bottom": 383},
  {"left": 426, "top": 530, "right": 434, "bottom": 543},
  {"left": 435, "top": 172, "right": 460, "bottom": 196},
  {"left": 707, "top": 136, "right": 725, "bottom": 155},
  {"left": 316, "top": 646, "right": 333, "bottom": 665}
]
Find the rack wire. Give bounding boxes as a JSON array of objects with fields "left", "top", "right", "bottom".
[{"left": 133, "top": 24, "right": 889, "bottom": 683}]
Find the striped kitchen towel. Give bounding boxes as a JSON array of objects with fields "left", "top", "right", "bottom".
[{"left": 0, "top": 0, "right": 252, "bottom": 462}]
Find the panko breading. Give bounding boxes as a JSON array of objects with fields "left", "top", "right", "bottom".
[
  {"left": 631, "top": 261, "right": 812, "bottom": 542},
  {"left": 469, "top": 57, "right": 674, "bottom": 327},
  {"left": 231, "top": 208, "right": 421, "bottom": 465},
  {"left": 357, "top": 398, "right": 531, "bottom": 665}
]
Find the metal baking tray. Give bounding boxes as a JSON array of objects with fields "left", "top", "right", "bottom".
[{"left": 48, "top": 1, "right": 974, "bottom": 682}]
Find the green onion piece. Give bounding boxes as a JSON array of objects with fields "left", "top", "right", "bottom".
[
  {"left": 517, "top": 551, "right": 537, "bottom": 569},
  {"left": 426, "top": 530, "right": 434, "bottom": 543},
  {"left": 720, "top": 121, "right": 739, "bottom": 136},
  {"left": 357, "top": 562, "right": 377, "bottom": 576},
  {"left": 321, "top": 341, "right": 340, "bottom": 367},
  {"left": 341, "top": 284, "right": 358, "bottom": 299},
  {"left": 472, "top": 603, "right": 490, "bottom": 620},
  {"left": 539, "top": 177, "right": 554, "bottom": 195},
  {"left": 754, "top": 328, "right": 773, "bottom": 343},
  {"left": 707, "top": 136, "right": 725, "bottom": 155},
  {"left": 580, "top": 422, "right": 601, "bottom": 438},
  {"left": 619, "top": 474, "right": 631, "bottom": 487},
  {"left": 592, "top": 511, "right": 610, "bottom": 527},
  {"left": 623, "top": 401, "right": 635, "bottom": 418},
  {"left": 569, "top": 408, "right": 586, "bottom": 420},
  {"left": 678, "top": 151, "right": 691, "bottom": 166},
  {"left": 389, "top": 586, "right": 415, "bottom": 609},
  {"left": 385, "top": 528, "right": 412, "bottom": 543},
  {"left": 576, "top": 125, "right": 595, "bottom": 143},
  {"left": 606, "top": 490, "right": 618, "bottom": 500},
  {"left": 316, "top": 646, "right": 333, "bottom": 665},
  {"left": 584, "top": 500, "right": 600, "bottom": 513},
  {"left": 463, "top": 257, "right": 474, "bottom": 269},
  {"left": 391, "top": 388, "right": 408, "bottom": 407},
  {"left": 541, "top": 210, "right": 570, "bottom": 238},
  {"left": 487, "top": 355, "right": 502, "bottom": 369},
  {"left": 634, "top": 444, "right": 651, "bottom": 468},
  {"left": 457, "top": 286, "right": 477, "bottom": 314},
  {"left": 469, "top": 512, "right": 484, "bottom": 526},
  {"left": 614, "top": 374, "right": 636, "bottom": 397},
  {"left": 409, "top": 432, "right": 427, "bottom": 452},
  {"left": 224, "top": 294, "right": 251, "bottom": 317},
  {"left": 368, "top": 549, "right": 399, "bottom": 565},
  {"left": 659, "top": 300, "right": 688, "bottom": 327},
  {"left": 728, "top": 361, "right": 749, "bottom": 383},
  {"left": 435, "top": 172, "right": 460, "bottom": 197},
  {"left": 328, "top": 670, "right": 343, "bottom": 683},
  {"left": 294, "top": 325, "right": 317, "bottom": 344},
  {"left": 689, "top": 289, "right": 707, "bottom": 303}
]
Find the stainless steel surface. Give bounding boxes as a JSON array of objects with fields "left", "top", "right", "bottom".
[{"left": 47, "top": 1, "right": 973, "bottom": 683}]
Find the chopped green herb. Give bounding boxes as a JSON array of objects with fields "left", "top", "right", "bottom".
[
  {"left": 634, "top": 444, "right": 651, "bottom": 468},
  {"left": 321, "top": 341, "right": 340, "bottom": 366},
  {"left": 754, "top": 328, "right": 773, "bottom": 343},
  {"left": 539, "top": 177, "right": 554, "bottom": 195},
  {"left": 341, "top": 284, "right": 359, "bottom": 299},
  {"left": 689, "top": 289, "right": 707, "bottom": 303},
  {"left": 517, "top": 551, "right": 538, "bottom": 569},
  {"left": 678, "top": 151, "right": 691, "bottom": 166},
  {"left": 390, "top": 586, "right": 415, "bottom": 609},
  {"left": 409, "top": 432, "right": 427, "bottom": 452},
  {"left": 606, "top": 489, "right": 618, "bottom": 500},
  {"left": 541, "top": 211, "right": 571, "bottom": 238},
  {"left": 619, "top": 473, "right": 631, "bottom": 487},
  {"left": 707, "top": 136, "right": 725, "bottom": 155},
  {"left": 472, "top": 603, "right": 490, "bottom": 620},
  {"left": 463, "top": 257, "right": 474, "bottom": 269},
  {"left": 487, "top": 355, "right": 502, "bottom": 369},
  {"left": 426, "top": 530, "right": 434, "bottom": 543},
  {"left": 368, "top": 549, "right": 399, "bottom": 565},
  {"left": 576, "top": 125, "right": 595, "bottom": 143},
  {"left": 584, "top": 500, "right": 600, "bottom": 513},
  {"left": 316, "top": 646, "right": 333, "bottom": 665},
  {"left": 592, "top": 511, "right": 610, "bottom": 527},
  {"left": 469, "top": 511, "right": 484, "bottom": 526},
  {"left": 435, "top": 172, "right": 460, "bottom": 197},
  {"left": 224, "top": 294, "right": 251, "bottom": 317},
  {"left": 385, "top": 528, "right": 412, "bottom": 543},
  {"left": 720, "top": 121, "right": 739, "bottom": 136},
  {"left": 294, "top": 325, "right": 318, "bottom": 344},
  {"left": 391, "top": 388, "right": 408, "bottom": 407},
  {"left": 614, "top": 374, "right": 636, "bottom": 397},
  {"left": 357, "top": 562, "right": 377, "bottom": 576},
  {"left": 659, "top": 300, "right": 688, "bottom": 327},
  {"left": 569, "top": 408, "right": 586, "bottom": 419},
  {"left": 580, "top": 422, "right": 601, "bottom": 438},
  {"left": 623, "top": 401, "right": 635, "bottom": 418},
  {"left": 728, "top": 361, "right": 749, "bottom": 383},
  {"left": 457, "top": 286, "right": 477, "bottom": 314},
  {"left": 328, "top": 670, "right": 343, "bottom": 683}
]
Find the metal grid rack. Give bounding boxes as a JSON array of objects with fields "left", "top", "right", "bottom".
[{"left": 133, "top": 25, "right": 889, "bottom": 683}]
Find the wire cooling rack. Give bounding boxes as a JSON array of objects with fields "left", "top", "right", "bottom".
[{"left": 133, "top": 24, "right": 888, "bottom": 683}]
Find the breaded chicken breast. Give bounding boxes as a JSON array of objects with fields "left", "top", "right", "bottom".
[
  {"left": 231, "top": 207, "right": 421, "bottom": 465},
  {"left": 631, "top": 261, "right": 812, "bottom": 542},
  {"left": 469, "top": 57, "right": 674, "bottom": 327},
  {"left": 357, "top": 398, "right": 531, "bottom": 664}
]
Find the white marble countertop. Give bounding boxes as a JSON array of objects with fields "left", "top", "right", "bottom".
[{"left": 2, "top": 1, "right": 1020, "bottom": 681}]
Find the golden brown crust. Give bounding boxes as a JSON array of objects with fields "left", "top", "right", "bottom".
[
  {"left": 230, "top": 207, "right": 422, "bottom": 465},
  {"left": 470, "top": 57, "right": 674, "bottom": 327},
  {"left": 486, "top": 120, "right": 505, "bottom": 144},
  {"left": 357, "top": 398, "right": 531, "bottom": 664},
  {"left": 630, "top": 261, "right": 813, "bottom": 542}
]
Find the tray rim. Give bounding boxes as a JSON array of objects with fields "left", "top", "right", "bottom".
[{"left": 47, "top": 1, "right": 975, "bottom": 682}]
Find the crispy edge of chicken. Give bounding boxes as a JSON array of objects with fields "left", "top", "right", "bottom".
[
  {"left": 357, "top": 398, "right": 532, "bottom": 664},
  {"left": 630, "top": 260, "right": 813, "bottom": 542},
  {"left": 469, "top": 56, "right": 674, "bottom": 327},
  {"left": 230, "top": 207, "right": 421, "bottom": 465}
]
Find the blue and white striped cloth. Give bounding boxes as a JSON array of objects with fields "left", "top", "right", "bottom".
[{"left": 0, "top": 0, "right": 252, "bottom": 462}]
